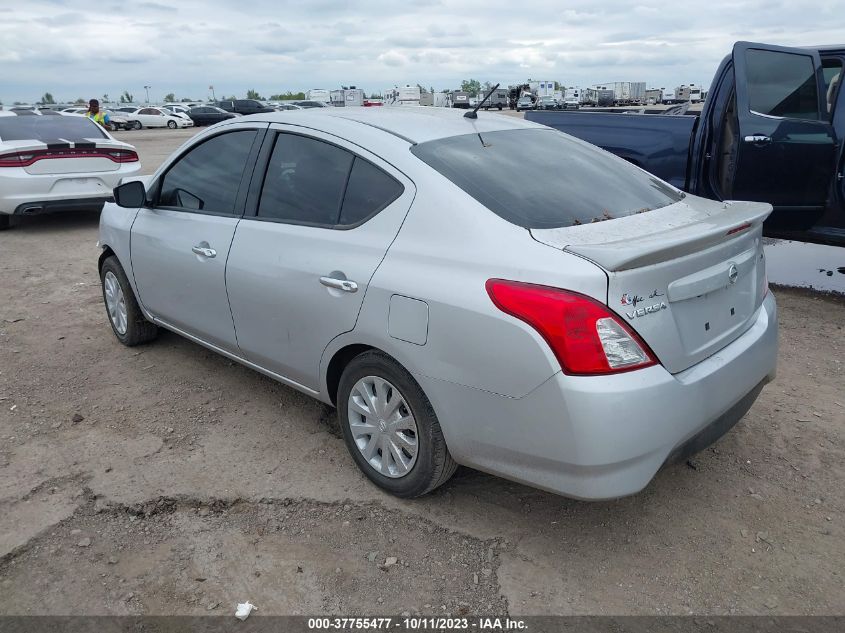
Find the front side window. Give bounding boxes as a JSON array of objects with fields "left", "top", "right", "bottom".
[
  {"left": 412, "top": 128, "right": 682, "bottom": 229},
  {"left": 745, "top": 49, "right": 820, "bottom": 120},
  {"left": 159, "top": 130, "right": 257, "bottom": 215}
]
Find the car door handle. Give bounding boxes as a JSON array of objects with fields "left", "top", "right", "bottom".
[
  {"left": 743, "top": 135, "right": 772, "bottom": 144},
  {"left": 191, "top": 246, "right": 217, "bottom": 258},
  {"left": 319, "top": 276, "right": 358, "bottom": 293}
]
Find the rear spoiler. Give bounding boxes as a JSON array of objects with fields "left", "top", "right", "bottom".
[{"left": 530, "top": 200, "right": 772, "bottom": 272}]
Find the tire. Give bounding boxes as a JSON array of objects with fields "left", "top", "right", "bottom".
[
  {"left": 99, "top": 256, "right": 158, "bottom": 346},
  {"left": 133, "top": 121, "right": 142, "bottom": 130},
  {"left": 167, "top": 120, "right": 177, "bottom": 129},
  {"left": 0, "top": 215, "right": 10, "bottom": 231},
  {"left": 337, "top": 350, "right": 457, "bottom": 498}
]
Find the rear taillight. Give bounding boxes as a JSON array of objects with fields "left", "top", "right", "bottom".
[
  {"left": 486, "top": 279, "right": 658, "bottom": 375},
  {"left": 0, "top": 148, "right": 138, "bottom": 167}
]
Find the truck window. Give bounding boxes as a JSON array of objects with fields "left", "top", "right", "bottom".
[
  {"left": 745, "top": 49, "right": 820, "bottom": 120},
  {"left": 822, "top": 58, "right": 842, "bottom": 115}
]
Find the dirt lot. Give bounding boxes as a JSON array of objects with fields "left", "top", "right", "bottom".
[{"left": 0, "top": 128, "right": 843, "bottom": 616}]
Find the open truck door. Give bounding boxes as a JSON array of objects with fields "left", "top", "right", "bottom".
[{"left": 731, "top": 41, "right": 837, "bottom": 230}]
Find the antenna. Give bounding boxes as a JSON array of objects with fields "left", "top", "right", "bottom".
[{"left": 464, "top": 83, "right": 500, "bottom": 119}]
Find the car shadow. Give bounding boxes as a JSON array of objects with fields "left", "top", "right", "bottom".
[
  {"left": 133, "top": 327, "right": 714, "bottom": 524},
  {"left": 7, "top": 211, "right": 101, "bottom": 233}
]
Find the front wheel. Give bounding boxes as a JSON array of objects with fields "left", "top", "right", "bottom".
[
  {"left": 337, "top": 351, "right": 457, "bottom": 498},
  {"left": 0, "top": 214, "right": 10, "bottom": 231},
  {"left": 167, "top": 120, "right": 177, "bottom": 129},
  {"left": 100, "top": 256, "right": 158, "bottom": 346},
  {"left": 133, "top": 121, "right": 142, "bottom": 130}
]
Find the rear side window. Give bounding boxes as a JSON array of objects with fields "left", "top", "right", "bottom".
[
  {"left": 339, "top": 158, "right": 404, "bottom": 225},
  {"left": 745, "top": 49, "right": 820, "bottom": 120},
  {"left": 258, "top": 134, "right": 353, "bottom": 225},
  {"left": 0, "top": 115, "right": 107, "bottom": 141},
  {"left": 411, "top": 129, "right": 682, "bottom": 229},
  {"left": 159, "top": 130, "right": 256, "bottom": 215},
  {"left": 823, "top": 58, "right": 842, "bottom": 115},
  {"left": 257, "top": 133, "right": 404, "bottom": 227}
]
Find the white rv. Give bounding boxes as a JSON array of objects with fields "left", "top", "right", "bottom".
[
  {"left": 306, "top": 89, "right": 331, "bottom": 103},
  {"left": 386, "top": 85, "right": 421, "bottom": 106},
  {"left": 529, "top": 80, "right": 556, "bottom": 97}
]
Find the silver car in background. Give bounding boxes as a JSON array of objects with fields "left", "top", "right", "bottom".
[{"left": 98, "top": 108, "right": 777, "bottom": 499}]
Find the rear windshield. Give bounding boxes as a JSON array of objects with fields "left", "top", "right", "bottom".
[
  {"left": 0, "top": 115, "right": 107, "bottom": 142},
  {"left": 411, "top": 128, "right": 682, "bottom": 229}
]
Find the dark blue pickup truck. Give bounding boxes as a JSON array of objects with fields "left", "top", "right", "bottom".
[{"left": 527, "top": 42, "right": 845, "bottom": 244}]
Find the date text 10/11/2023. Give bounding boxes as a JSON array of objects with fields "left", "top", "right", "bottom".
[{"left": 306, "top": 617, "right": 528, "bottom": 630}]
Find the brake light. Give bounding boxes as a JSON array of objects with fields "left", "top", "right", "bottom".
[
  {"left": 726, "top": 222, "right": 752, "bottom": 236},
  {"left": 486, "top": 279, "right": 658, "bottom": 375},
  {"left": 0, "top": 148, "right": 138, "bottom": 167}
]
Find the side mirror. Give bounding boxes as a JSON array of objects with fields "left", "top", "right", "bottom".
[{"left": 113, "top": 180, "right": 147, "bottom": 208}]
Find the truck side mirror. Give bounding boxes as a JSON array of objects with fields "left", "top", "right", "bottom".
[{"left": 113, "top": 180, "right": 147, "bottom": 208}]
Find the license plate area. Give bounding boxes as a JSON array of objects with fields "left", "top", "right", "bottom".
[{"left": 671, "top": 278, "right": 757, "bottom": 356}]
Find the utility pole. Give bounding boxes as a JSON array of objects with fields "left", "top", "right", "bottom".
[
  {"left": 144, "top": 85, "right": 151, "bottom": 103},
  {"left": 209, "top": 85, "right": 216, "bottom": 101}
]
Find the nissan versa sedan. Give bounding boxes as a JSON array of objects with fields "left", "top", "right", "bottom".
[{"left": 98, "top": 108, "right": 778, "bottom": 499}]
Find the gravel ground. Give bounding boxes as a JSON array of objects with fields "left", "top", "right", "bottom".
[{"left": 0, "top": 128, "right": 843, "bottom": 616}]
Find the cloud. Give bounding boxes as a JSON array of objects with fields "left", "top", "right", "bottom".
[
  {"left": 0, "top": 0, "right": 839, "bottom": 104},
  {"left": 137, "top": 2, "right": 177, "bottom": 11},
  {"left": 378, "top": 51, "right": 408, "bottom": 67}
]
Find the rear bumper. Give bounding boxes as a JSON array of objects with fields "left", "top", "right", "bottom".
[
  {"left": 418, "top": 293, "right": 778, "bottom": 500},
  {"left": 0, "top": 166, "right": 138, "bottom": 215},
  {"left": 13, "top": 197, "right": 108, "bottom": 215}
]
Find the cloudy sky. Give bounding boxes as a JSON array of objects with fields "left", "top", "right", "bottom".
[{"left": 1, "top": 0, "right": 843, "bottom": 104}]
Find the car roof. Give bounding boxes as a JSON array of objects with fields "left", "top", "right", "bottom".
[
  {"left": 0, "top": 109, "right": 65, "bottom": 117},
  {"left": 237, "top": 106, "right": 541, "bottom": 144}
]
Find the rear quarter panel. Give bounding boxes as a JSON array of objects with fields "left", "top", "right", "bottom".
[
  {"left": 320, "top": 168, "right": 609, "bottom": 402},
  {"left": 526, "top": 110, "right": 697, "bottom": 190}
]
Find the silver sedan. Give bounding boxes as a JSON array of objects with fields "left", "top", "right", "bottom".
[{"left": 98, "top": 108, "right": 777, "bottom": 499}]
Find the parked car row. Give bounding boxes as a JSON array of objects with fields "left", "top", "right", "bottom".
[
  {"left": 100, "top": 100, "right": 336, "bottom": 131},
  {"left": 515, "top": 96, "right": 579, "bottom": 111}
]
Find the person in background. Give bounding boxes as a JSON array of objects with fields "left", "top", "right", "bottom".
[{"left": 85, "top": 99, "right": 110, "bottom": 129}]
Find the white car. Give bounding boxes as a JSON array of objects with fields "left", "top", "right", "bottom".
[
  {"left": 161, "top": 108, "right": 193, "bottom": 123},
  {"left": 61, "top": 108, "right": 129, "bottom": 131},
  {"left": 0, "top": 110, "right": 140, "bottom": 230},
  {"left": 162, "top": 105, "right": 191, "bottom": 116},
  {"left": 124, "top": 107, "right": 193, "bottom": 130}
]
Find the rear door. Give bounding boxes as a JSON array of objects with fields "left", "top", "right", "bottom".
[
  {"left": 130, "top": 125, "right": 265, "bottom": 352},
  {"left": 226, "top": 126, "right": 414, "bottom": 390},
  {"left": 732, "top": 42, "right": 837, "bottom": 229}
]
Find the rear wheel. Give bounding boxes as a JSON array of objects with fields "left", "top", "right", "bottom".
[
  {"left": 337, "top": 351, "right": 457, "bottom": 498},
  {"left": 167, "top": 120, "right": 177, "bottom": 129},
  {"left": 100, "top": 256, "right": 158, "bottom": 346},
  {"left": 0, "top": 215, "right": 10, "bottom": 231}
]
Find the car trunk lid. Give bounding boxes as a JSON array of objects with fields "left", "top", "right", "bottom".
[{"left": 530, "top": 197, "right": 771, "bottom": 374}]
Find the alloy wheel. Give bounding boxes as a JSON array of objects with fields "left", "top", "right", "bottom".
[{"left": 103, "top": 271, "right": 128, "bottom": 335}]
